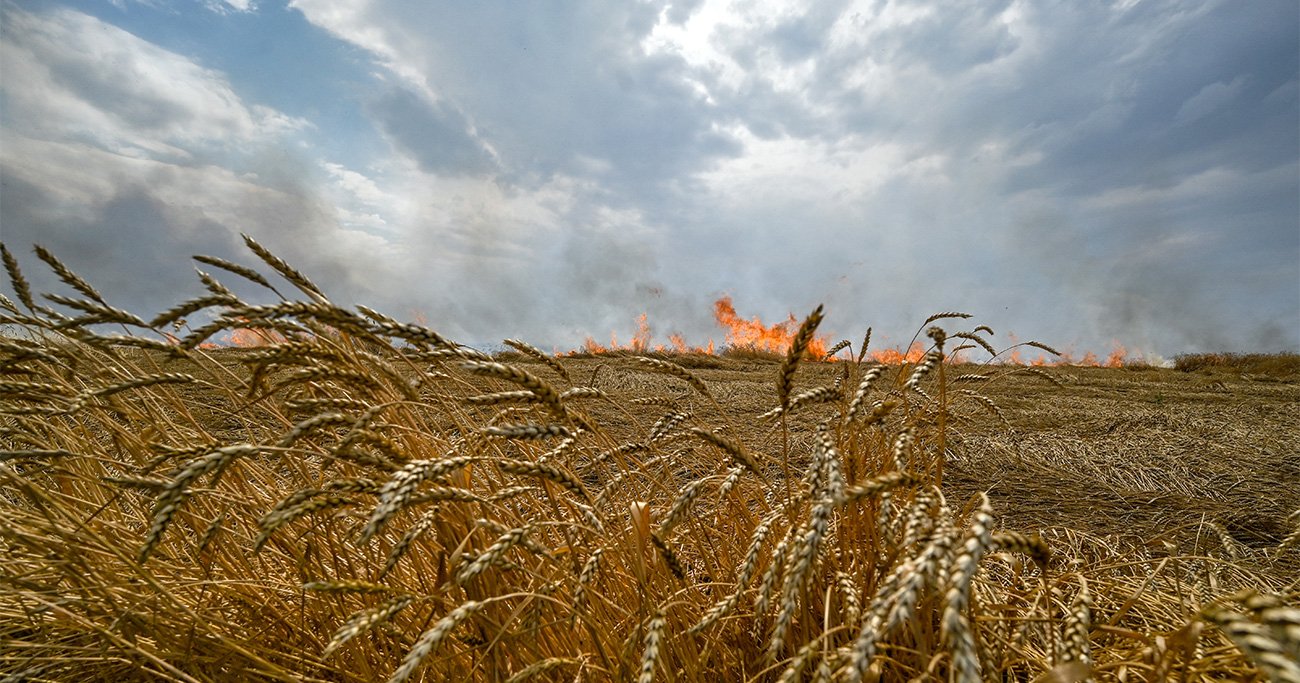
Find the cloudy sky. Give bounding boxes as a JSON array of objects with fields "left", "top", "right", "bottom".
[{"left": 1, "top": 0, "right": 1296, "bottom": 359}]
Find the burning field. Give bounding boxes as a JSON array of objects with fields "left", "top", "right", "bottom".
[{"left": 1, "top": 238, "right": 1298, "bottom": 682}]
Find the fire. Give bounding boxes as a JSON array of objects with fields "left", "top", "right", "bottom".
[
  {"left": 1004, "top": 338, "right": 1130, "bottom": 368},
  {"left": 570, "top": 300, "right": 1138, "bottom": 368},
  {"left": 197, "top": 321, "right": 286, "bottom": 349},
  {"left": 574, "top": 297, "right": 829, "bottom": 358},
  {"left": 713, "top": 296, "right": 828, "bottom": 357},
  {"left": 868, "top": 342, "right": 927, "bottom": 365}
]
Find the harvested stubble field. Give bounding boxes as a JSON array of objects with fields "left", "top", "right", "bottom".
[{"left": 1, "top": 238, "right": 1298, "bottom": 683}]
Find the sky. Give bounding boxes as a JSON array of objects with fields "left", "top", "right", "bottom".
[{"left": 1, "top": 0, "right": 1297, "bottom": 360}]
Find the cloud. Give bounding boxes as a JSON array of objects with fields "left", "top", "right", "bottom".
[
  {"left": 0, "top": 6, "right": 305, "bottom": 163},
  {"left": 290, "top": 0, "right": 742, "bottom": 194},
  {"left": 365, "top": 85, "right": 497, "bottom": 175},
  {"left": 1, "top": 0, "right": 1295, "bottom": 357},
  {"left": 1175, "top": 75, "right": 1249, "bottom": 126}
]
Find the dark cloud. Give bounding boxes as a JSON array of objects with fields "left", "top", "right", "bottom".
[
  {"left": 366, "top": 86, "right": 496, "bottom": 174},
  {"left": 0, "top": 176, "right": 237, "bottom": 315}
]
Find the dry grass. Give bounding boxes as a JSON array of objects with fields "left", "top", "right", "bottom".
[{"left": 1, "top": 239, "right": 1297, "bottom": 682}]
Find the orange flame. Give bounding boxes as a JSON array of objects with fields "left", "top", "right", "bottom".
[
  {"left": 1003, "top": 337, "right": 1131, "bottom": 367},
  {"left": 198, "top": 320, "right": 286, "bottom": 349},
  {"left": 868, "top": 342, "right": 926, "bottom": 365},
  {"left": 569, "top": 302, "right": 1137, "bottom": 367},
  {"left": 712, "top": 296, "right": 829, "bottom": 357}
]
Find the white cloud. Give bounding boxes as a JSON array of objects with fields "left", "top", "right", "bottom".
[{"left": 0, "top": 7, "right": 306, "bottom": 162}]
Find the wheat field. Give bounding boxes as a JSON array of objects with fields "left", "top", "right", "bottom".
[{"left": 1, "top": 237, "right": 1297, "bottom": 682}]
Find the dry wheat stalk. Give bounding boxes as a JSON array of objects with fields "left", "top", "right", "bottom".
[
  {"left": 942, "top": 493, "right": 996, "bottom": 683},
  {"left": 770, "top": 495, "right": 835, "bottom": 658},
  {"left": 46, "top": 293, "right": 149, "bottom": 328},
  {"left": 362, "top": 455, "right": 481, "bottom": 541},
  {"left": 990, "top": 531, "right": 1051, "bottom": 570},
  {"left": 904, "top": 351, "right": 942, "bottom": 392},
  {"left": 635, "top": 356, "right": 713, "bottom": 399},
  {"left": 1, "top": 244, "right": 37, "bottom": 312},
  {"left": 389, "top": 600, "right": 485, "bottom": 683},
  {"left": 838, "top": 471, "right": 918, "bottom": 506},
  {"left": 102, "top": 474, "right": 169, "bottom": 492},
  {"left": 382, "top": 510, "right": 438, "bottom": 578},
  {"left": 689, "top": 427, "right": 761, "bottom": 475},
  {"left": 716, "top": 466, "right": 745, "bottom": 501},
  {"left": 141, "top": 444, "right": 260, "bottom": 562},
  {"left": 240, "top": 234, "right": 329, "bottom": 303},
  {"left": 824, "top": 339, "right": 851, "bottom": 360},
  {"left": 573, "top": 547, "right": 604, "bottom": 617},
  {"left": 560, "top": 386, "right": 606, "bottom": 401},
  {"left": 756, "top": 532, "right": 795, "bottom": 617},
  {"left": 855, "top": 327, "right": 872, "bottom": 363},
  {"left": 192, "top": 253, "right": 279, "bottom": 294},
  {"left": 1015, "top": 367, "right": 1065, "bottom": 387},
  {"left": 458, "top": 525, "right": 533, "bottom": 584},
  {"left": 497, "top": 459, "right": 591, "bottom": 501},
  {"left": 1206, "top": 521, "right": 1243, "bottom": 560},
  {"left": 1230, "top": 590, "right": 1300, "bottom": 660},
  {"left": 760, "top": 385, "right": 842, "bottom": 420},
  {"left": 465, "top": 390, "right": 541, "bottom": 406},
  {"left": 923, "top": 311, "right": 972, "bottom": 325},
  {"left": 844, "top": 367, "right": 884, "bottom": 423},
  {"left": 693, "top": 509, "right": 783, "bottom": 633},
  {"left": 650, "top": 532, "right": 687, "bottom": 580},
  {"left": 255, "top": 495, "right": 353, "bottom": 552},
  {"left": 777, "top": 305, "right": 824, "bottom": 410},
  {"left": 1025, "top": 340, "right": 1062, "bottom": 357},
  {"left": 1060, "top": 576, "right": 1093, "bottom": 668},
  {"left": 595, "top": 453, "right": 669, "bottom": 508},
  {"left": 503, "top": 338, "right": 572, "bottom": 381},
  {"left": 890, "top": 430, "right": 914, "bottom": 473},
  {"left": 1278, "top": 510, "right": 1300, "bottom": 556},
  {"left": 323, "top": 596, "right": 417, "bottom": 658},
  {"left": 649, "top": 411, "right": 690, "bottom": 442},
  {"left": 887, "top": 520, "right": 957, "bottom": 633},
  {"left": 660, "top": 476, "right": 710, "bottom": 535},
  {"left": 536, "top": 436, "right": 576, "bottom": 466},
  {"left": 195, "top": 513, "right": 225, "bottom": 554},
  {"left": 484, "top": 423, "right": 573, "bottom": 440},
  {"left": 303, "top": 580, "right": 396, "bottom": 593},
  {"left": 778, "top": 636, "right": 823, "bottom": 683},
  {"left": 899, "top": 485, "right": 937, "bottom": 551},
  {"left": 504, "top": 658, "right": 582, "bottom": 683},
  {"left": 461, "top": 361, "right": 566, "bottom": 417},
  {"left": 836, "top": 570, "right": 861, "bottom": 628},
  {"left": 278, "top": 413, "right": 352, "bottom": 448},
  {"left": 951, "top": 331, "right": 997, "bottom": 359},
  {"left": 814, "top": 422, "right": 845, "bottom": 502},
  {"left": 637, "top": 609, "right": 667, "bottom": 683},
  {"left": 1202, "top": 601, "right": 1300, "bottom": 682},
  {"left": 33, "top": 244, "right": 105, "bottom": 303},
  {"left": 630, "top": 396, "right": 679, "bottom": 407}
]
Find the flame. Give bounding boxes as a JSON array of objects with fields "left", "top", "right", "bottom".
[
  {"left": 569, "top": 301, "right": 1137, "bottom": 367},
  {"left": 197, "top": 320, "right": 287, "bottom": 349},
  {"left": 1003, "top": 336, "right": 1132, "bottom": 367},
  {"left": 712, "top": 296, "right": 829, "bottom": 357},
  {"left": 572, "top": 297, "right": 829, "bottom": 358},
  {"left": 868, "top": 342, "right": 926, "bottom": 365}
]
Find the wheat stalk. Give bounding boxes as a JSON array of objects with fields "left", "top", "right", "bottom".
[{"left": 388, "top": 600, "right": 485, "bottom": 683}]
